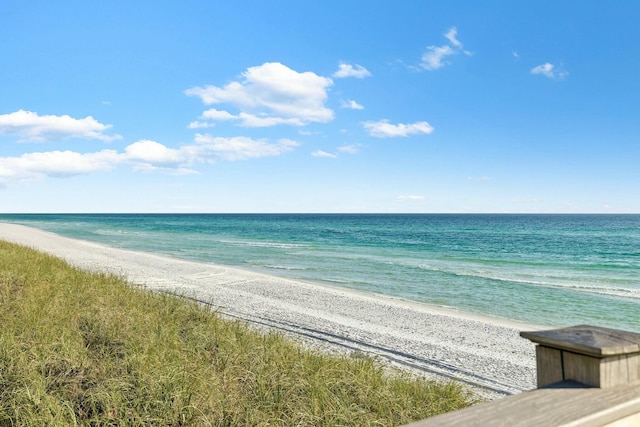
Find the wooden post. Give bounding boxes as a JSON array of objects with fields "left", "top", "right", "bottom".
[{"left": 520, "top": 325, "right": 640, "bottom": 389}]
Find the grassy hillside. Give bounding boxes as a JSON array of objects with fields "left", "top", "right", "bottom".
[{"left": 0, "top": 240, "right": 474, "bottom": 426}]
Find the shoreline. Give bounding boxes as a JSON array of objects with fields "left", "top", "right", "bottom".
[{"left": 0, "top": 222, "right": 542, "bottom": 399}]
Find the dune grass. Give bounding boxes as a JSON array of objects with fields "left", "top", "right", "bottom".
[{"left": 0, "top": 240, "right": 475, "bottom": 426}]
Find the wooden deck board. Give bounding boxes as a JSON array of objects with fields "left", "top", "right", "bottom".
[{"left": 404, "top": 382, "right": 640, "bottom": 427}]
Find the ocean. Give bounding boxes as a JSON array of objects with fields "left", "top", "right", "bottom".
[{"left": 1, "top": 214, "right": 638, "bottom": 332}]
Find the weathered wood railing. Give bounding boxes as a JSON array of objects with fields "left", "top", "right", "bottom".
[{"left": 404, "top": 325, "right": 640, "bottom": 427}]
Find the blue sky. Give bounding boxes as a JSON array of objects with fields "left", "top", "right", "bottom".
[{"left": 1, "top": 1, "right": 639, "bottom": 213}]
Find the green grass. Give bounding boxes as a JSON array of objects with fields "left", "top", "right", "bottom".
[{"left": 0, "top": 240, "right": 475, "bottom": 426}]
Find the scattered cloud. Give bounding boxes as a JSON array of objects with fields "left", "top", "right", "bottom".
[
  {"left": 125, "top": 139, "right": 187, "bottom": 166},
  {"left": 333, "top": 63, "right": 371, "bottom": 78},
  {"left": 130, "top": 163, "right": 198, "bottom": 175},
  {"left": 190, "top": 109, "right": 305, "bottom": 128},
  {"left": 512, "top": 51, "right": 520, "bottom": 59},
  {"left": 0, "top": 110, "right": 121, "bottom": 142},
  {"left": 0, "top": 134, "right": 300, "bottom": 185},
  {"left": 200, "top": 108, "right": 237, "bottom": 121},
  {"left": 236, "top": 112, "right": 305, "bottom": 127},
  {"left": 188, "top": 120, "right": 216, "bottom": 129},
  {"left": 340, "top": 99, "right": 364, "bottom": 110},
  {"left": 363, "top": 119, "right": 434, "bottom": 138},
  {"left": 444, "top": 27, "right": 463, "bottom": 48},
  {"left": 531, "top": 63, "right": 554, "bottom": 78},
  {"left": 312, "top": 150, "right": 337, "bottom": 158},
  {"left": 185, "top": 62, "right": 334, "bottom": 128},
  {"left": 192, "top": 134, "right": 299, "bottom": 161},
  {"left": 0, "top": 149, "right": 122, "bottom": 184},
  {"left": 420, "top": 27, "right": 470, "bottom": 71},
  {"left": 421, "top": 45, "right": 455, "bottom": 71},
  {"left": 397, "top": 195, "right": 425, "bottom": 201},
  {"left": 120, "top": 135, "right": 299, "bottom": 171},
  {"left": 531, "top": 62, "right": 568, "bottom": 79},
  {"left": 337, "top": 144, "right": 362, "bottom": 154}
]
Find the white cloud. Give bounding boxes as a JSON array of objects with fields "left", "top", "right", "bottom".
[
  {"left": 531, "top": 62, "right": 568, "bottom": 79},
  {"left": 363, "top": 119, "right": 434, "bottom": 138},
  {"left": 444, "top": 27, "right": 463, "bottom": 48},
  {"left": 192, "top": 134, "right": 299, "bottom": 161},
  {"left": 185, "top": 62, "right": 334, "bottom": 128},
  {"left": 0, "top": 110, "right": 121, "bottom": 142},
  {"left": 531, "top": 63, "right": 554, "bottom": 78},
  {"left": 201, "top": 108, "right": 237, "bottom": 121},
  {"left": 338, "top": 144, "right": 361, "bottom": 154},
  {"left": 312, "top": 150, "right": 337, "bottom": 158},
  {"left": 123, "top": 136, "right": 299, "bottom": 170},
  {"left": 236, "top": 112, "right": 304, "bottom": 127},
  {"left": 333, "top": 63, "right": 372, "bottom": 78},
  {"left": 125, "top": 140, "right": 186, "bottom": 165},
  {"left": 188, "top": 120, "right": 216, "bottom": 129},
  {"left": 31, "top": 150, "right": 122, "bottom": 176},
  {"left": 129, "top": 163, "right": 198, "bottom": 175},
  {"left": 189, "top": 108, "right": 304, "bottom": 128},
  {"left": 420, "top": 27, "right": 469, "bottom": 71},
  {"left": 0, "top": 149, "right": 122, "bottom": 184},
  {"left": 0, "top": 134, "right": 301, "bottom": 185},
  {"left": 340, "top": 99, "right": 364, "bottom": 110},
  {"left": 421, "top": 45, "right": 455, "bottom": 71}
]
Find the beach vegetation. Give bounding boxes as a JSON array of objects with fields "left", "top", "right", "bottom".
[{"left": 0, "top": 241, "right": 475, "bottom": 426}]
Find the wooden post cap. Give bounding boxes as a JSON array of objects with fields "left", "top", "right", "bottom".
[
  {"left": 521, "top": 325, "right": 640, "bottom": 388},
  {"left": 520, "top": 325, "right": 640, "bottom": 358}
]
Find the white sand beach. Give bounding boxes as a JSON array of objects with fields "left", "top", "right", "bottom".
[{"left": 0, "top": 223, "right": 542, "bottom": 399}]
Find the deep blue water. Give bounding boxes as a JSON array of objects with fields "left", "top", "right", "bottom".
[{"left": 1, "top": 214, "right": 639, "bottom": 331}]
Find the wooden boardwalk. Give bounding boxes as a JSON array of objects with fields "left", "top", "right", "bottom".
[{"left": 405, "top": 325, "right": 640, "bottom": 427}]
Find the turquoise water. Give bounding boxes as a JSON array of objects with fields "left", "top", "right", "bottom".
[{"left": 1, "top": 214, "right": 638, "bottom": 331}]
